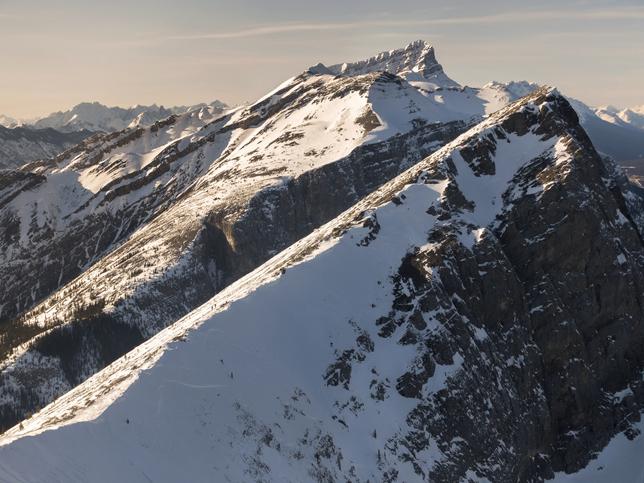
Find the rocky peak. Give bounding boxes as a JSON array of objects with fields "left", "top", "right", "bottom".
[{"left": 326, "top": 40, "right": 459, "bottom": 88}]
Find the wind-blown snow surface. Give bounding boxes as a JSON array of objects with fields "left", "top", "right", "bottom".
[{"left": 3, "top": 88, "right": 639, "bottom": 482}]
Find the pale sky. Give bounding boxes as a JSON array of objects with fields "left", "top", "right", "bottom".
[{"left": 1, "top": 0, "right": 643, "bottom": 119}]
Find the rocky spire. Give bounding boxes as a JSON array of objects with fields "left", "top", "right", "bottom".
[{"left": 325, "top": 40, "right": 460, "bottom": 87}]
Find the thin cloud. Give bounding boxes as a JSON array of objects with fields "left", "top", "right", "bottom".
[
  {"left": 165, "top": 7, "right": 644, "bottom": 42},
  {"left": 167, "top": 23, "right": 363, "bottom": 40},
  {"left": 0, "top": 10, "right": 20, "bottom": 19}
]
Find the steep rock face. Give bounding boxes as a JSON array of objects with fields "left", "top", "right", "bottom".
[
  {"left": 0, "top": 89, "right": 642, "bottom": 482},
  {"left": 200, "top": 118, "right": 467, "bottom": 289},
  {"left": 0, "top": 68, "right": 471, "bottom": 431}
]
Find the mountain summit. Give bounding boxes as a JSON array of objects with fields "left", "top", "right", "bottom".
[{"left": 327, "top": 40, "right": 460, "bottom": 89}]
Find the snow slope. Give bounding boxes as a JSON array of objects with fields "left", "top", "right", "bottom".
[{"left": 2, "top": 88, "right": 642, "bottom": 482}]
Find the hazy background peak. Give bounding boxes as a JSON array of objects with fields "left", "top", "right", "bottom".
[{"left": 1, "top": 0, "right": 642, "bottom": 118}]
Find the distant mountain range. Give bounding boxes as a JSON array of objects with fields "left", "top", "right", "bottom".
[
  {"left": 566, "top": 99, "right": 644, "bottom": 181},
  {"left": 0, "top": 100, "right": 228, "bottom": 132},
  {"left": 28, "top": 100, "right": 228, "bottom": 133},
  {"left": 0, "top": 101, "right": 228, "bottom": 169},
  {"left": 0, "top": 115, "right": 22, "bottom": 129}
]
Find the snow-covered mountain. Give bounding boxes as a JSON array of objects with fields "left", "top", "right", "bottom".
[
  {"left": 1, "top": 87, "right": 643, "bottom": 482},
  {"left": 0, "top": 43, "right": 486, "bottom": 431},
  {"left": 566, "top": 98, "right": 644, "bottom": 165},
  {"left": 0, "top": 40, "right": 547, "bottom": 431},
  {"left": 29, "top": 100, "right": 228, "bottom": 133},
  {"left": 593, "top": 104, "right": 644, "bottom": 131},
  {"left": 1, "top": 41, "right": 644, "bottom": 481},
  {"left": 327, "top": 39, "right": 460, "bottom": 90},
  {"left": 327, "top": 41, "right": 644, "bottom": 170},
  {"left": 0, "top": 37, "right": 641, "bottom": 436}
]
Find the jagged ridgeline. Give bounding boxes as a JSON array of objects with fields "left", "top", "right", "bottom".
[{"left": 0, "top": 86, "right": 643, "bottom": 482}]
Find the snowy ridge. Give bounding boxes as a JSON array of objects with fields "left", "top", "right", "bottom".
[
  {"left": 3, "top": 68, "right": 467, "bottom": 323},
  {"left": 3, "top": 87, "right": 641, "bottom": 482},
  {"left": 325, "top": 40, "right": 643, "bottom": 165},
  {"left": 1, "top": 105, "right": 230, "bottom": 315}
]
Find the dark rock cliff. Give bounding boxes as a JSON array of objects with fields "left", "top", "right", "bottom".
[{"left": 341, "top": 90, "right": 644, "bottom": 481}]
